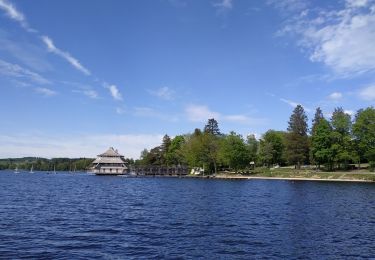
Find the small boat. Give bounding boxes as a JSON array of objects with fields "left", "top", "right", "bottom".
[
  {"left": 14, "top": 167, "right": 20, "bottom": 173},
  {"left": 53, "top": 165, "right": 56, "bottom": 174},
  {"left": 29, "top": 165, "right": 34, "bottom": 173}
]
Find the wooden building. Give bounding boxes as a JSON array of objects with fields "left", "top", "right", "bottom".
[{"left": 92, "top": 147, "right": 128, "bottom": 175}]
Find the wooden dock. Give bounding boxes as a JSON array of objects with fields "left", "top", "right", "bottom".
[{"left": 130, "top": 166, "right": 189, "bottom": 176}]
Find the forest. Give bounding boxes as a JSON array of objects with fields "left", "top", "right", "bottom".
[{"left": 137, "top": 106, "right": 375, "bottom": 173}]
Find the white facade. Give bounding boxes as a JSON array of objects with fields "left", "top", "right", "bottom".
[{"left": 92, "top": 147, "right": 128, "bottom": 175}]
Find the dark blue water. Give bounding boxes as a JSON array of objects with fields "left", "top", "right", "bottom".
[{"left": 1, "top": 171, "right": 375, "bottom": 259}]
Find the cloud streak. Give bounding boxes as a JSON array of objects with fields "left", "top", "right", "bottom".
[
  {"left": 328, "top": 92, "right": 343, "bottom": 100},
  {"left": 359, "top": 85, "right": 375, "bottom": 101},
  {"left": 0, "top": 0, "right": 34, "bottom": 31},
  {"left": 0, "top": 133, "right": 164, "bottom": 159},
  {"left": 148, "top": 86, "right": 175, "bottom": 100},
  {"left": 0, "top": 58, "right": 50, "bottom": 84},
  {"left": 280, "top": 98, "right": 312, "bottom": 112},
  {"left": 35, "top": 87, "right": 57, "bottom": 97},
  {"left": 185, "top": 104, "right": 266, "bottom": 125},
  {"left": 41, "top": 36, "right": 91, "bottom": 76},
  {"left": 104, "top": 84, "right": 122, "bottom": 101}
]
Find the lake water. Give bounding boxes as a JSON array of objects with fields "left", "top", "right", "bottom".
[{"left": 1, "top": 170, "right": 375, "bottom": 259}]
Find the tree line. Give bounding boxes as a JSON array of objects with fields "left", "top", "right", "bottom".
[
  {"left": 0, "top": 157, "right": 96, "bottom": 171},
  {"left": 137, "top": 106, "right": 375, "bottom": 173}
]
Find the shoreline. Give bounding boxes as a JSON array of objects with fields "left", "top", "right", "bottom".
[{"left": 185, "top": 174, "right": 375, "bottom": 183}]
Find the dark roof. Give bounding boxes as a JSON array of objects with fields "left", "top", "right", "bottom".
[{"left": 98, "top": 147, "right": 123, "bottom": 157}]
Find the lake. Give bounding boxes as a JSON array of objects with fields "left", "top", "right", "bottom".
[{"left": 0, "top": 170, "right": 374, "bottom": 259}]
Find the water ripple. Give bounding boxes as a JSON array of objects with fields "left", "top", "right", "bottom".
[{"left": 1, "top": 171, "right": 375, "bottom": 258}]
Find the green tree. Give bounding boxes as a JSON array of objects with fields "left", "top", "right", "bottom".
[
  {"left": 311, "top": 107, "right": 324, "bottom": 135},
  {"left": 246, "top": 134, "right": 259, "bottom": 164},
  {"left": 259, "top": 130, "right": 285, "bottom": 167},
  {"left": 353, "top": 107, "right": 375, "bottom": 170},
  {"left": 285, "top": 105, "right": 309, "bottom": 169},
  {"left": 161, "top": 134, "right": 171, "bottom": 165},
  {"left": 311, "top": 118, "right": 334, "bottom": 170},
  {"left": 219, "top": 132, "right": 249, "bottom": 172},
  {"left": 330, "top": 107, "right": 353, "bottom": 169},
  {"left": 166, "top": 135, "right": 185, "bottom": 166}
]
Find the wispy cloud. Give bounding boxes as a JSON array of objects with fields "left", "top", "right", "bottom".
[
  {"left": 148, "top": 86, "right": 175, "bottom": 100},
  {"left": 0, "top": 32, "right": 53, "bottom": 72},
  {"left": 133, "top": 107, "right": 179, "bottom": 122},
  {"left": 213, "top": 0, "right": 233, "bottom": 9},
  {"left": 116, "top": 107, "right": 126, "bottom": 115},
  {"left": 0, "top": 133, "right": 164, "bottom": 159},
  {"left": 0, "top": 58, "right": 50, "bottom": 84},
  {"left": 0, "top": 0, "right": 35, "bottom": 31},
  {"left": 280, "top": 98, "right": 312, "bottom": 112},
  {"left": 73, "top": 89, "right": 98, "bottom": 99},
  {"left": 185, "top": 104, "right": 220, "bottom": 122},
  {"left": 359, "top": 85, "right": 375, "bottom": 101},
  {"left": 344, "top": 109, "right": 355, "bottom": 116},
  {"left": 35, "top": 87, "right": 57, "bottom": 97},
  {"left": 276, "top": 0, "right": 375, "bottom": 77},
  {"left": 41, "top": 36, "right": 90, "bottom": 76},
  {"left": 267, "top": 0, "right": 308, "bottom": 13},
  {"left": 328, "top": 92, "right": 343, "bottom": 101},
  {"left": 213, "top": 0, "right": 233, "bottom": 14},
  {"left": 104, "top": 84, "right": 122, "bottom": 101},
  {"left": 185, "top": 104, "right": 266, "bottom": 125}
]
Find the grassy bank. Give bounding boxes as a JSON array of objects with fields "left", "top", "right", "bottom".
[{"left": 211, "top": 168, "right": 375, "bottom": 182}]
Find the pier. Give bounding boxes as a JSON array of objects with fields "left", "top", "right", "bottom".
[{"left": 130, "top": 166, "right": 189, "bottom": 176}]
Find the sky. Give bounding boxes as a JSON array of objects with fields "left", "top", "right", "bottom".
[{"left": 0, "top": 0, "right": 374, "bottom": 159}]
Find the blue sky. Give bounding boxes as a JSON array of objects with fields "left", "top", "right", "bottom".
[{"left": 0, "top": 0, "right": 374, "bottom": 159}]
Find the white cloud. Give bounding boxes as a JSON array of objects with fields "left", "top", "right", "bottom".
[
  {"left": 344, "top": 109, "right": 355, "bottom": 116},
  {"left": 185, "top": 104, "right": 220, "bottom": 122},
  {"left": 213, "top": 0, "right": 233, "bottom": 9},
  {"left": 0, "top": 0, "right": 34, "bottom": 31},
  {"left": 73, "top": 89, "right": 98, "bottom": 99},
  {"left": 278, "top": 0, "right": 375, "bottom": 76},
  {"left": 149, "top": 86, "right": 175, "bottom": 100},
  {"left": 0, "top": 58, "right": 50, "bottom": 84},
  {"left": 267, "top": 0, "right": 308, "bottom": 13},
  {"left": 328, "top": 92, "right": 343, "bottom": 100},
  {"left": 105, "top": 84, "right": 122, "bottom": 101},
  {"left": 83, "top": 90, "right": 98, "bottom": 99},
  {"left": 359, "top": 85, "right": 375, "bottom": 101},
  {"left": 280, "top": 98, "right": 312, "bottom": 112},
  {"left": 116, "top": 107, "right": 126, "bottom": 115},
  {"left": 41, "top": 36, "right": 90, "bottom": 76},
  {"left": 133, "top": 107, "right": 179, "bottom": 122},
  {"left": 185, "top": 104, "right": 266, "bottom": 125},
  {"left": 0, "top": 133, "right": 164, "bottom": 159},
  {"left": 35, "top": 87, "right": 57, "bottom": 97}
]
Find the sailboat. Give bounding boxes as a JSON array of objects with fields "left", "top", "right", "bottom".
[
  {"left": 29, "top": 165, "right": 34, "bottom": 173},
  {"left": 53, "top": 165, "right": 56, "bottom": 174},
  {"left": 14, "top": 167, "right": 20, "bottom": 173}
]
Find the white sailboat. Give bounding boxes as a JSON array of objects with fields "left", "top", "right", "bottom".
[
  {"left": 14, "top": 167, "right": 20, "bottom": 173},
  {"left": 30, "top": 165, "right": 34, "bottom": 173},
  {"left": 53, "top": 165, "right": 56, "bottom": 174}
]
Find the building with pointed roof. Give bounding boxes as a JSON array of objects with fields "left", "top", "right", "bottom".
[{"left": 91, "top": 147, "right": 128, "bottom": 175}]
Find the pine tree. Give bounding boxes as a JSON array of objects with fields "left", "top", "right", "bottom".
[
  {"left": 311, "top": 107, "right": 324, "bottom": 135},
  {"left": 285, "top": 105, "right": 309, "bottom": 169},
  {"left": 204, "top": 118, "right": 221, "bottom": 136}
]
